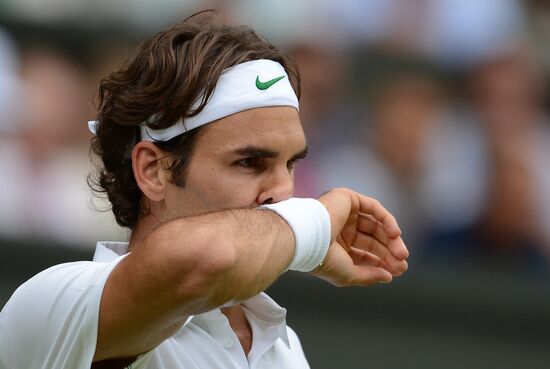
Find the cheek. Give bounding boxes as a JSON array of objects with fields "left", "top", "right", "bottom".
[{"left": 186, "top": 164, "right": 264, "bottom": 210}]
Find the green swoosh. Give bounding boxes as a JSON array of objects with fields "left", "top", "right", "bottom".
[{"left": 255, "top": 75, "right": 285, "bottom": 90}]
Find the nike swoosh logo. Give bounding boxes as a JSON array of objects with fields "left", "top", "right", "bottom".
[{"left": 255, "top": 75, "right": 285, "bottom": 90}]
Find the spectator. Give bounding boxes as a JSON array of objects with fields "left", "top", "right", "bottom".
[{"left": 0, "top": 46, "right": 124, "bottom": 246}]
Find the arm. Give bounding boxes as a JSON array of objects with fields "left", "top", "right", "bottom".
[
  {"left": 94, "top": 208, "right": 294, "bottom": 361},
  {"left": 94, "top": 189, "right": 408, "bottom": 362}
]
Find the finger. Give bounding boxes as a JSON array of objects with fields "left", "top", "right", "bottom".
[
  {"left": 351, "top": 263, "right": 393, "bottom": 285},
  {"left": 349, "top": 247, "right": 389, "bottom": 268},
  {"left": 352, "top": 235, "right": 408, "bottom": 274},
  {"left": 356, "top": 217, "right": 409, "bottom": 260},
  {"left": 387, "top": 236, "right": 409, "bottom": 260},
  {"left": 355, "top": 194, "right": 401, "bottom": 238},
  {"left": 350, "top": 245, "right": 408, "bottom": 276},
  {"left": 352, "top": 232, "right": 391, "bottom": 261},
  {"left": 357, "top": 215, "right": 389, "bottom": 244}
]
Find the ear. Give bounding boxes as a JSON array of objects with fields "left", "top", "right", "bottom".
[{"left": 131, "top": 141, "right": 170, "bottom": 202}]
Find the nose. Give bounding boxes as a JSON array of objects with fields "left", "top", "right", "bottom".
[{"left": 257, "top": 167, "right": 294, "bottom": 205}]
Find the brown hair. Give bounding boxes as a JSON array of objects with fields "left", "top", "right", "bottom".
[{"left": 90, "top": 12, "right": 301, "bottom": 228}]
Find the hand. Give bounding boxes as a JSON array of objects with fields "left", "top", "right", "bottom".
[{"left": 313, "top": 188, "right": 409, "bottom": 286}]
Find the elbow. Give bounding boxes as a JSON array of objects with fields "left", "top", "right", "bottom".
[
  {"left": 172, "top": 228, "right": 238, "bottom": 310},
  {"left": 195, "top": 230, "right": 238, "bottom": 281}
]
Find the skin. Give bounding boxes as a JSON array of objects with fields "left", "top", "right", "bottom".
[{"left": 93, "top": 106, "right": 409, "bottom": 364}]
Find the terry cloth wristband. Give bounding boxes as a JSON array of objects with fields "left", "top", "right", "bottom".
[{"left": 260, "top": 198, "right": 331, "bottom": 272}]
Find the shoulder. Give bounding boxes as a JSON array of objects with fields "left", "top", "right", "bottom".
[
  {"left": 0, "top": 257, "right": 125, "bottom": 369},
  {"left": 3, "top": 260, "right": 119, "bottom": 315}
]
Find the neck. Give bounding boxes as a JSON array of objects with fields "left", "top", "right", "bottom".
[
  {"left": 128, "top": 213, "right": 161, "bottom": 252},
  {"left": 222, "top": 305, "right": 253, "bottom": 356}
]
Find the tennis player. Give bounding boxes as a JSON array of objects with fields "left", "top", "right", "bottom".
[{"left": 0, "top": 14, "right": 408, "bottom": 369}]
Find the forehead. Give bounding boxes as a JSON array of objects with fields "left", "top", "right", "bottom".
[{"left": 195, "top": 106, "right": 306, "bottom": 153}]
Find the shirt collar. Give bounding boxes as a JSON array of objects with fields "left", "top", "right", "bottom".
[
  {"left": 93, "top": 241, "right": 130, "bottom": 262},
  {"left": 242, "top": 293, "right": 290, "bottom": 349},
  {"left": 191, "top": 292, "right": 290, "bottom": 354}
]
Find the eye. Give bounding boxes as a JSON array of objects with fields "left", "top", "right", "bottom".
[
  {"left": 286, "top": 159, "right": 298, "bottom": 171},
  {"left": 235, "top": 157, "right": 265, "bottom": 170},
  {"left": 237, "top": 158, "right": 257, "bottom": 167}
]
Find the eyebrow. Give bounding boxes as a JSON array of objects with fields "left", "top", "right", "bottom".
[
  {"left": 233, "top": 145, "right": 308, "bottom": 161},
  {"left": 291, "top": 146, "right": 308, "bottom": 161}
]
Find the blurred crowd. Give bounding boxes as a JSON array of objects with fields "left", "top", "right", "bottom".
[{"left": 1, "top": 0, "right": 549, "bottom": 272}]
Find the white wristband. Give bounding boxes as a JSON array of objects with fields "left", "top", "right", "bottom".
[{"left": 260, "top": 198, "right": 331, "bottom": 272}]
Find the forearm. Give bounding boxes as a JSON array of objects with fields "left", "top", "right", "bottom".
[{"left": 146, "top": 207, "right": 296, "bottom": 309}]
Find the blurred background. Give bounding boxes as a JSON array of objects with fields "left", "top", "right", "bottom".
[{"left": 0, "top": 1, "right": 549, "bottom": 368}]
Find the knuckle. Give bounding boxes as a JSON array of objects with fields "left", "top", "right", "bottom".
[
  {"left": 338, "top": 275, "right": 355, "bottom": 287},
  {"left": 370, "top": 220, "right": 379, "bottom": 234},
  {"left": 366, "top": 238, "right": 376, "bottom": 252}
]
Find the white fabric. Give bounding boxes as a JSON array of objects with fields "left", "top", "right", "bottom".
[
  {"left": 0, "top": 242, "right": 310, "bottom": 369},
  {"left": 88, "top": 59, "right": 299, "bottom": 142},
  {"left": 0, "top": 250, "right": 127, "bottom": 369},
  {"left": 261, "top": 198, "right": 331, "bottom": 272}
]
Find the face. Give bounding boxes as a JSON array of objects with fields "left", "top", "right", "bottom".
[{"left": 159, "top": 106, "right": 307, "bottom": 220}]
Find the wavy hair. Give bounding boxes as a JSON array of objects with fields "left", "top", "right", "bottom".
[{"left": 89, "top": 12, "right": 301, "bottom": 228}]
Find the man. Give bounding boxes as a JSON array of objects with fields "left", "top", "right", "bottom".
[{"left": 0, "top": 14, "right": 408, "bottom": 369}]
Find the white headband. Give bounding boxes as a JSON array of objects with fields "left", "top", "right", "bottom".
[{"left": 88, "top": 59, "right": 299, "bottom": 142}]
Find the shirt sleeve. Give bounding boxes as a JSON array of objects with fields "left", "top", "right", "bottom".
[{"left": 0, "top": 256, "right": 126, "bottom": 369}]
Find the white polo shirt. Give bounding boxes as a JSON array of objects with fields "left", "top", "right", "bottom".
[{"left": 0, "top": 242, "right": 310, "bottom": 369}]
